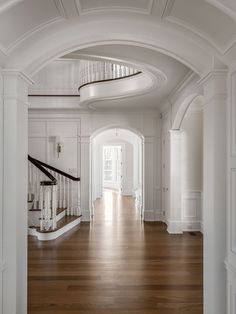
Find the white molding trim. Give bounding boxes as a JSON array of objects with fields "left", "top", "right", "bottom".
[
  {"left": 0, "top": 0, "right": 23, "bottom": 13},
  {"left": 0, "top": 260, "right": 6, "bottom": 273},
  {"left": 28, "top": 217, "right": 81, "bottom": 241},
  {"left": 197, "top": 69, "right": 228, "bottom": 86},
  {"left": 1, "top": 69, "right": 34, "bottom": 85},
  {"left": 81, "top": 210, "right": 90, "bottom": 221},
  {"left": 206, "top": 0, "right": 236, "bottom": 23},
  {"left": 143, "top": 210, "right": 155, "bottom": 221},
  {"left": 75, "top": 0, "right": 154, "bottom": 16},
  {"left": 182, "top": 221, "right": 202, "bottom": 232},
  {"left": 5, "top": 16, "right": 65, "bottom": 54},
  {"left": 169, "top": 70, "right": 196, "bottom": 99},
  {"left": 225, "top": 260, "right": 236, "bottom": 277},
  {"left": 167, "top": 220, "right": 183, "bottom": 234},
  {"left": 54, "top": 0, "right": 68, "bottom": 19},
  {"left": 162, "top": 3, "right": 236, "bottom": 55}
]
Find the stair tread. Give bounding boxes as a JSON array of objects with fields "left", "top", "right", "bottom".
[{"left": 36, "top": 215, "right": 81, "bottom": 233}]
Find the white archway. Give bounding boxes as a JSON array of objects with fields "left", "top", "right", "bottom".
[
  {"left": 5, "top": 18, "right": 214, "bottom": 77},
  {"left": 90, "top": 126, "right": 144, "bottom": 219},
  {"left": 172, "top": 94, "right": 203, "bottom": 130}
]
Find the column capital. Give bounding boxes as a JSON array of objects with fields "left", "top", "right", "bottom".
[
  {"left": 169, "top": 129, "right": 182, "bottom": 139},
  {"left": 198, "top": 69, "right": 228, "bottom": 105},
  {"left": 1, "top": 69, "right": 34, "bottom": 86},
  {"left": 198, "top": 69, "right": 228, "bottom": 90},
  {"left": 1, "top": 69, "right": 34, "bottom": 106}
]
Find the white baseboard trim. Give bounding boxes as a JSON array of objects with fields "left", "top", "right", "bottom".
[
  {"left": 155, "top": 212, "right": 165, "bottom": 221},
  {"left": 143, "top": 210, "right": 155, "bottom": 221},
  {"left": 182, "top": 221, "right": 202, "bottom": 232},
  {"left": 28, "top": 217, "right": 81, "bottom": 241},
  {"left": 143, "top": 210, "right": 164, "bottom": 221},
  {"left": 167, "top": 220, "right": 183, "bottom": 234},
  {"left": 81, "top": 210, "right": 91, "bottom": 222}
]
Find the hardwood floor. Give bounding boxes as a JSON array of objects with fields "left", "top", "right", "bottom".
[{"left": 28, "top": 190, "right": 203, "bottom": 314}]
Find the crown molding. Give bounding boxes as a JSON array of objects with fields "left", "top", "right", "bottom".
[{"left": 74, "top": 0, "right": 154, "bottom": 16}]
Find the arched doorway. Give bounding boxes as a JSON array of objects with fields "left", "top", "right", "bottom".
[{"left": 90, "top": 127, "right": 144, "bottom": 219}]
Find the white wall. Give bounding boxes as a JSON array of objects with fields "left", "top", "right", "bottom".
[
  {"left": 28, "top": 119, "right": 80, "bottom": 178},
  {"left": 28, "top": 109, "right": 162, "bottom": 222},
  {"left": 161, "top": 100, "right": 203, "bottom": 232},
  {"left": 181, "top": 109, "right": 203, "bottom": 231},
  {"left": 0, "top": 70, "right": 3, "bottom": 314}
]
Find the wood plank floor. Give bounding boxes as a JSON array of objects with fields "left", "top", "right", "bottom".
[{"left": 28, "top": 189, "right": 203, "bottom": 314}]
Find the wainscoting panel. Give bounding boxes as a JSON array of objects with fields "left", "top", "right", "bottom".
[{"left": 182, "top": 190, "right": 202, "bottom": 231}]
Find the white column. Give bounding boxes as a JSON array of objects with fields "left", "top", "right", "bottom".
[
  {"left": 1, "top": 70, "right": 32, "bottom": 314},
  {"left": 81, "top": 136, "right": 90, "bottom": 221},
  {"left": 143, "top": 136, "right": 155, "bottom": 221},
  {"left": 0, "top": 70, "right": 3, "bottom": 314},
  {"left": 167, "top": 130, "right": 183, "bottom": 234},
  {"left": 201, "top": 70, "right": 227, "bottom": 314},
  {"left": 226, "top": 65, "right": 236, "bottom": 313}
]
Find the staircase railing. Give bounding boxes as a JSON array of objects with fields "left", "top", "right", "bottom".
[
  {"left": 28, "top": 155, "right": 81, "bottom": 232},
  {"left": 78, "top": 60, "right": 141, "bottom": 90}
]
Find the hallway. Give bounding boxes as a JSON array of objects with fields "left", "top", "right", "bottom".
[{"left": 28, "top": 190, "right": 203, "bottom": 314}]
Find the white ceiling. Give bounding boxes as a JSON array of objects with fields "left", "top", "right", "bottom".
[
  {"left": 0, "top": 0, "right": 235, "bottom": 58},
  {"left": 0, "top": 0, "right": 235, "bottom": 110}
]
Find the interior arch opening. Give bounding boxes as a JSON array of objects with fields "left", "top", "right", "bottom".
[{"left": 91, "top": 127, "right": 144, "bottom": 221}]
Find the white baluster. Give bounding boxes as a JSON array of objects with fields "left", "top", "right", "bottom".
[
  {"left": 71, "top": 180, "right": 74, "bottom": 215},
  {"left": 63, "top": 176, "right": 66, "bottom": 209},
  {"left": 33, "top": 167, "right": 37, "bottom": 209},
  {"left": 51, "top": 185, "right": 57, "bottom": 230},
  {"left": 58, "top": 174, "right": 61, "bottom": 208},
  {"left": 67, "top": 178, "right": 70, "bottom": 216},
  {"left": 39, "top": 185, "right": 44, "bottom": 231},
  {"left": 56, "top": 173, "right": 60, "bottom": 208},
  {"left": 76, "top": 180, "right": 81, "bottom": 216}
]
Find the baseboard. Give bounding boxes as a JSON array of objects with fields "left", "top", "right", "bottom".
[
  {"left": 81, "top": 210, "right": 91, "bottom": 222},
  {"left": 182, "top": 221, "right": 202, "bottom": 232},
  {"left": 167, "top": 220, "right": 183, "bottom": 234},
  {"left": 143, "top": 210, "right": 155, "bottom": 221},
  {"left": 143, "top": 210, "right": 164, "bottom": 222},
  {"left": 28, "top": 217, "right": 81, "bottom": 241}
]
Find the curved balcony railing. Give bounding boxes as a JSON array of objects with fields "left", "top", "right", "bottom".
[{"left": 78, "top": 60, "right": 141, "bottom": 90}]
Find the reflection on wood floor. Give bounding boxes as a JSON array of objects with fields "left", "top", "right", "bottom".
[{"left": 28, "top": 189, "right": 203, "bottom": 314}]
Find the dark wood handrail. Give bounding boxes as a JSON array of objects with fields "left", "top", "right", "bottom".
[
  {"left": 28, "top": 155, "right": 80, "bottom": 181},
  {"left": 78, "top": 71, "right": 142, "bottom": 91},
  {"left": 28, "top": 155, "right": 57, "bottom": 185}
]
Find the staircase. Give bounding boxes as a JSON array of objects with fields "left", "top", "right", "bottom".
[{"left": 28, "top": 155, "right": 81, "bottom": 241}]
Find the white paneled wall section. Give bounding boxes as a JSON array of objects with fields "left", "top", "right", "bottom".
[{"left": 28, "top": 110, "right": 162, "bottom": 222}]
